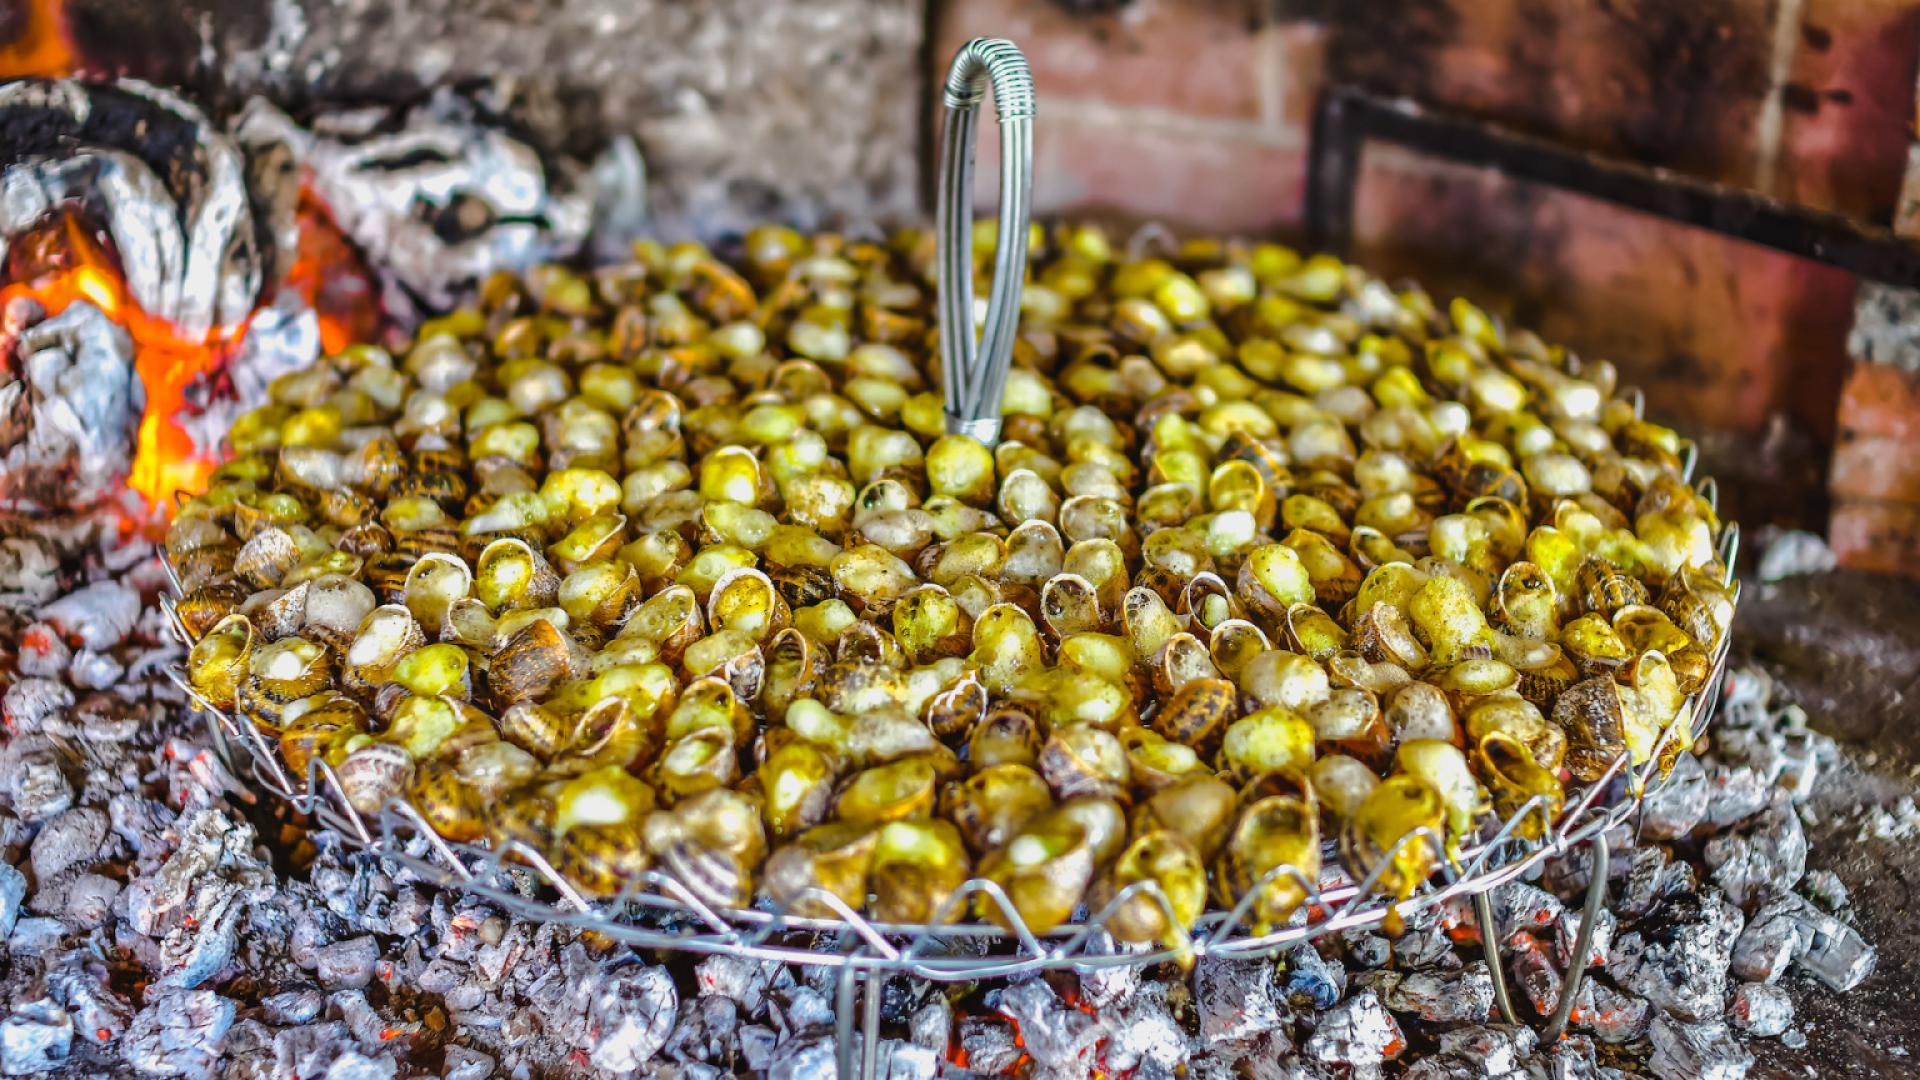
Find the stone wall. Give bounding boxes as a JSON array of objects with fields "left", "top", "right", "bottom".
[{"left": 40, "top": 0, "right": 932, "bottom": 241}]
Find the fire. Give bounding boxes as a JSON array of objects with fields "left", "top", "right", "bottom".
[
  {"left": 2, "top": 213, "right": 238, "bottom": 508},
  {"left": 287, "top": 184, "right": 381, "bottom": 356},
  {"left": 2, "top": 193, "right": 380, "bottom": 514},
  {"left": 0, "top": 0, "right": 76, "bottom": 78}
]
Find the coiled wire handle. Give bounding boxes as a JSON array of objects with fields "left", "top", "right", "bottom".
[{"left": 938, "top": 37, "right": 1035, "bottom": 445}]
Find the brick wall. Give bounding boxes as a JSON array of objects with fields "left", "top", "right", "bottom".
[{"left": 932, "top": 0, "right": 1920, "bottom": 572}]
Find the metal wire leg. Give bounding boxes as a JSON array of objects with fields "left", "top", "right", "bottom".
[
  {"left": 1543, "top": 837, "right": 1610, "bottom": 1042},
  {"left": 835, "top": 964, "right": 858, "bottom": 1078},
  {"left": 1474, "top": 890, "right": 1520, "bottom": 1024},
  {"left": 861, "top": 972, "right": 882, "bottom": 1079},
  {"left": 833, "top": 965, "right": 885, "bottom": 1079}
]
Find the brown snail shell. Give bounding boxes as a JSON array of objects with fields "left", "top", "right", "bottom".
[
  {"left": 976, "top": 814, "right": 1096, "bottom": 934},
  {"left": 233, "top": 526, "right": 303, "bottom": 590},
  {"left": 867, "top": 819, "right": 970, "bottom": 925},
  {"left": 335, "top": 741, "right": 416, "bottom": 817},
  {"left": 1039, "top": 725, "right": 1131, "bottom": 802},
  {"left": 1131, "top": 771, "right": 1239, "bottom": 861},
  {"left": 176, "top": 580, "right": 249, "bottom": 641},
  {"left": 1218, "top": 781, "right": 1321, "bottom": 933},
  {"left": 1151, "top": 677, "right": 1236, "bottom": 754},
  {"left": 187, "top": 613, "right": 255, "bottom": 711},
  {"left": 764, "top": 821, "right": 882, "bottom": 917},
  {"left": 968, "top": 706, "right": 1041, "bottom": 771},
  {"left": 925, "top": 668, "right": 987, "bottom": 742},
  {"left": 645, "top": 788, "right": 767, "bottom": 911},
  {"left": 1097, "top": 829, "right": 1208, "bottom": 953},
  {"left": 1552, "top": 675, "right": 1629, "bottom": 782},
  {"left": 941, "top": 763, "right": 1054, "bottom": 855}
]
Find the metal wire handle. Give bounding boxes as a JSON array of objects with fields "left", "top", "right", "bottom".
[{"left": 938, "top": 37, "right": 1035, "bottom": 445}]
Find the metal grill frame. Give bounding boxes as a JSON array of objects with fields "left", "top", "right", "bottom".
[{"left": 159, "top": 484, "right": 1738, "bottom": 979}]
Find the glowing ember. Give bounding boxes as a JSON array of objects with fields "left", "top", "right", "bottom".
[
  {"left": 0, "top": 0, "right": 76, "bottom": 78},
  {"left": 2, "top": 214, "right": 244, "bottom": 508},
  {"left": 286, "top": 185, "right": 382, "bottom": 356}
]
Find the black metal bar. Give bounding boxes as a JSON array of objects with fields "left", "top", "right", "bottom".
[{"left": 1306, "top": 86, "right": 1920, "bottom": 288}]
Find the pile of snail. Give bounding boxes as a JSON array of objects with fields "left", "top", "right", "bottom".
[{"left": 172, "top": 223, "right": 1735, "bottom": 952}]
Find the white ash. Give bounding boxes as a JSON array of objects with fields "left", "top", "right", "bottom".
[
  {"left": 0, "top": 490, "right": 1879, "bottom": 1080},
  {"left": 0, "top": 301, "right": 142, "bottom": 513},
  {"left": 0, "top": 80, "right": 263, "bottom": 340},
  {"left": 233, "top": 91, "right": 596, "bottom": 323},
  {"left": 1728, "top": 982, "right": 1794, "bottom": 1038},
  {"left": 1649, "top": 1014, "right": 1754, "bottom": 1080}
]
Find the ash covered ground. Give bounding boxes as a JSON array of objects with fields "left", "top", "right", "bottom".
[{"left": 0, "top": 518, "right": 1907, "bottom": 1080}]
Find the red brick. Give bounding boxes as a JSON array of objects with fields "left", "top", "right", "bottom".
[
  {"left": 1836, "top": 362, "right": 1920, "bottom": 441},
  {"left": 1830, "top": 435, "right": 1920, "bottom": 503},
  {"left": 931, "top": 0, "right": 1271, "bottom": 123},
  {"left": 1351, "top": 147, "right": 1855, "bottom": 437},
  {"left": 1774, "top": 0, "right": 1920, "bottom": 222},
  {"left": 1320, "top": 0, "right": 1777, "bottom": 188},
  {"left": 1830, "top": 499, "right": 1920, "bottom": 575},
  {"left": 970, "top": 114, "right": 1306, "bottom": 235}
]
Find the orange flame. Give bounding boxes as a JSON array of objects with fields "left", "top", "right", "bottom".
[
  {"left": 2, "top": 193, "right": 380, "bottom": 516},
  {"left": 2, "top": 213, "right": 243, "bottom": 508},
  {"left": 0, "top": 0, "right": 76, "bottom": 78},
  {"left": 287, "top": 184, "right": 381, "bottom": 355}
]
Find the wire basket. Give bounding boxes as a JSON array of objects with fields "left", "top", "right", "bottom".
[{"left": 159, "top": 482, "right": 1738, "bottom": 985}]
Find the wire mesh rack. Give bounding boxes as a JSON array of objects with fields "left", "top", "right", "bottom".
[
  {"left": 153, "top": 40, "right": 1742, "bottom": 1075},
  {"left": 161, "top": 499, "right": 1740, "bottom": 959},
  {"left": 157, "top": 492, "right": 1738, "bottom": 1065}
]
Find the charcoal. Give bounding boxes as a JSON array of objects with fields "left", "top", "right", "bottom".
[
  {"left": 1802, "top": 869, "right": 1851, "bottom": 913},
  {"left": 737, "top": 1024, "right": 776, "bottom": 1072},
  {"left": 1, "top": 998, "right": 73, "bottom": 1075},
  {"left": 1729, "top": 904, "right": 1799, "bottom": 983},
  {"left": 1303, "top": 989, "right": 1403, "bottom": 1069},
  {"left": 1640, "top": 753, "right": 1710, "bottom": 840},
  {"left": 1703, "top": 766, "right": 1772, "bottom": 829},
  {"left": 124, "top": 989, "right": 236, "bottom": 1077},
  {"left": 1193, "top": 956, "right": 1287, "bottom": 1046},
  {"left": 1367, "top": 961, "right": 1495, "bottom": 1024},
  {"left": 1555, "top": 907, "right": 1617, "bottom": 970},
  {"left": 61, "top": 872, "right": 122, "bottom": 931},
  {"left": 957, "top": 1016, "right": 1023, "bottom": 1074},
  {"left": 260, "top": 990, "right": 324, "bottom": 1026},
  {"left": 1612, "top": 890, "right": 1743, "bottom": 1022},
  {"left": 1580, "top": 981, "right": 1651, "bottom": 1044},
  {"left": 28, "top": 806, "right": 106, "bottom": 881},
  {"left": 1728, "top": 982, "right": 1793, "bottom": 1037},
  {"left": 665, "top": 994, "right": 738, "bottom": 1064},
  {"left": 1703, "top": 801, "right": 1807, "bottom": 908},
  {"left": 1072, "top": 930, "right": 1143, "bottom": 1009},
  {"left": 1282, "top": 942, "right": 1347, "bottom": 1010},
  {"left": 39, "top": 579, "right": 140, "bottom": 651},
  {"left": 1545, "top": 1034, "right": 1603, "bottom": 1080},
  {"left": 0, "top": 865, "right": 23, "bottom": 940},
  {"left": 1341, "top": 929, "right": 1391, "bottom": 969},
  {"left": 693, "top": 954, "right": 776, "bottom": 1014},
  {"left": 1648, "top": 1014, "right": 1752, "bottom": 1080},
  {"left": 441, "top": 1045, "right": 495, "bottom": 1080},
  {"left": 587, "top": 964, "right": 675, "bottom": 1074},
  {"left": 1508, "top": 933, "right": 1566, "bottom": 1016},
  {"left": 10, "top": 917, "right": 66, "bottom": 956},
  {"left": 1489, "top": 882, "right": 1564, "bottom": 943},
  {"left": 995, "top": 977, "right": 1100, "bottom": 1071},
  {"left": 1738, "top": 892, "right": 1876, "bottom": 991},
  {"left": 874, "top": 1039, "right": 938, "bottom": 1080},
  {"left": 1100, "top": 980, "right": 1190, "bottom": 1074},
  {"left": 13, "top": 624, "right": 69, "bottom": 678},
  {"left": 908, "top": 997, "right": 950, "bottom": 1058},
  {"left": 3, "top": 680, "right": 75, "bottom": 739},
  {"left": 1434, "top": 1023, "right": 1535, "bottom": 1076}
]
